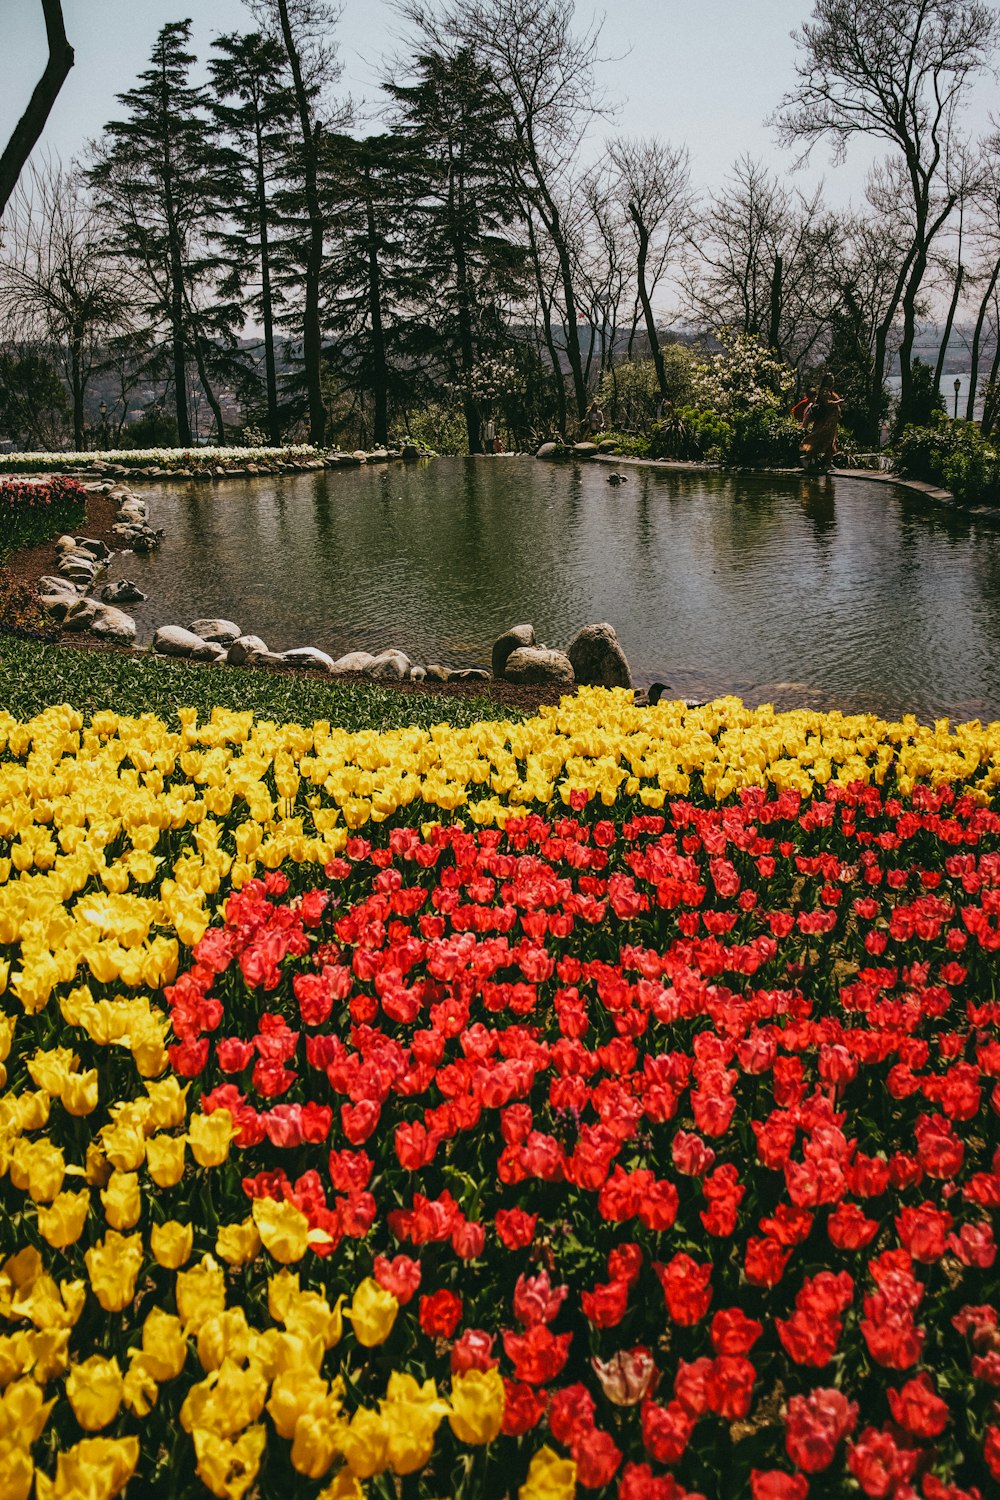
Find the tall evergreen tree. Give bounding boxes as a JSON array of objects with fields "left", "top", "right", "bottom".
[
  {"left": 207, "top": 31, "right": 299, "bottom": 444},
  {"left": 387, "top": 48, "right": 526, "bottom": 452},
  {"left": 88, "top": 20, "right": 234, "bottom": 444},
  {"left": 323, "top": 131, "right": 430, "bottom": 447}
]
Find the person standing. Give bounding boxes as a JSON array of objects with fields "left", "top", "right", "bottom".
[{"left": 799, "top": 377, "right": 843, "bottom": 472}]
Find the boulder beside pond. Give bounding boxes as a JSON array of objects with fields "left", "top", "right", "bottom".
[
  {"left": 504, "top": 646, "right": 575, "bottom": 687},
  {"left": 154, "top": 625, "right": 211, "bottom": 657},
  {"left": 492, "top": 623, "right": 535, "bottom": 678},
  {"left": 227, "top": 634, "right": 269, "bottom": 665},
  {"left": 190, "top": 618, "right": 241, "bottom": 644},
  {"left": 567, "top": 622, "right": 632, "bottom": 689}
]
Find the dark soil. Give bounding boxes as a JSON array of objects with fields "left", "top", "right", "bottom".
[{"left": 1, "top": 490, "right": 572, "bottom": 713}]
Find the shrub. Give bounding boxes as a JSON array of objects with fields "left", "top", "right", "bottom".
[
  {"left": 894, "top": 420, "right": 999, "bottom": 504},
  {"left": 648, "top": 407, "right": 733, "bottom": 461},
  {"left": 726, "top": 410, "right": 802, "bottom": 468},
  {"left": 596, "top": 431, "right": 650, "bottom": 457},
  {"left": 0, "top": 569, "right": 60, "bottom": 640}
]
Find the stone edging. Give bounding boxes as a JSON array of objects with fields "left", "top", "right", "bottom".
[{"left": 32, "top": 484, "right": 642, "bottom": 698}]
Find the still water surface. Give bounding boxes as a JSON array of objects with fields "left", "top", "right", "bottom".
[{"left": 108, "top": 457, "right": 1000, "bottom": 722}]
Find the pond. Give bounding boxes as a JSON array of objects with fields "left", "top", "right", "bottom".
[{"left": 107, "top": 456, "right": 1000, "bottom": 722}]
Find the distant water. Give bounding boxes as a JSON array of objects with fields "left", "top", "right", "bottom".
[{"left": 103, "top": 457, "right": 1000, "bottom": 722}]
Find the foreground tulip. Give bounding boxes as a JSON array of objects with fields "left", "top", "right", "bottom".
[
  {"left": 519, "top": 1444, "right": 577, "bottom": 1500},
  {"left": 346, "top": 1279, "right": 398, "bottom": 1347},
  {"left": 448, "top": 1367, "right": 505, "bottom": 1444},
  {"left": 36, "top": 1190, "right": 89, "bottom": 1249},
  {"left": 151, "top": 1220, "right": 194, "bottom": 1269},
  {"left": 33, "top": 1435, "right": 138, "bottom": 1500},
  {"left": 65, "top": 1356, "right": 124, "bottom": 1430},
  {"left": 216, "top": 1219, "right": 262, "bottom": 1267},
  {"left": 191, "top": 1423, "right": 266, "bottom": 1500},
  {"left": 252, "top": 1198, "right": 310, "bottom": 1264},
  {"left": 84, "top": 1233, "right": 143, "bottom": 1313},
  {"left": 188, "top": 1110, "right": 235, "bottom": 1168},
  {"left": 140, "top": 1308, "right": 187, "bottom": 1381}
]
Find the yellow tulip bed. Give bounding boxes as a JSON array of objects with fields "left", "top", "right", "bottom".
[{"left": 0, "top": 688, "right": 998, "bottom": 1500}]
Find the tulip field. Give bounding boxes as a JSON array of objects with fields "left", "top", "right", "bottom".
[{"left": 1, "top": 687, "right": 1000, "bottom": 1500}]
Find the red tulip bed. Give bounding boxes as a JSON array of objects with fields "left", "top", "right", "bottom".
[
  {"left": 165, "top": 778, "right": 1000, "bottom": 1499},
  {"left": 0, "top": 475, "right": 86, "bottom": 555}
]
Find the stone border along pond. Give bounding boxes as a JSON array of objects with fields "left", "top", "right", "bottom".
[{"left": 31, "top": 472, "right": 641, "bottom": 701}]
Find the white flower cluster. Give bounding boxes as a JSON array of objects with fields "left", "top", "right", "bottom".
[
  {"left": 0, "top": 445, "right": 318, "bottom": 473},
  {"left": 466, "top": 357, "right": 522, "bottom": 402},
  {"left": 689, "top": 330, "right": 793, "bottom": 416}
]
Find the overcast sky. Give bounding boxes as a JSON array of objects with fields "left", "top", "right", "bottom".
[{"left": 1, "top": 0, "right": 996, "bottom": 212}]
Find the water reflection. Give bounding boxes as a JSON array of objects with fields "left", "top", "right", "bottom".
[{"left": 107, "top": 457, "right": 1000, "bottom": 722}]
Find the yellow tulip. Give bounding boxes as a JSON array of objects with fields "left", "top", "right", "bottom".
[
  {"left": 291, "top": 1408, "right": 347, "bottom": 1479},
  {"left": 191, "top": 1424, "right": 266, "bottom": 1500},
  {"left": 0, "top": 1437, "right": 32, "bottom": 1500},
  {"left": 35, "top": 1436, "right": 138, "bottom": 1500},
  {"left": 60, "top": 1069, "right": 99, "bottom": 1116},
  {"left": 123, "top": 1354, "right": 159, "bottom": 1417},
  {"left": 197, "top": 1309, "right": 252, "bottom": 1373},
  {"left": 145, "top": 1132, "right": 186, "bottom": 1188},
  {"left": 36, "top": 1190, "right": 89, "bottom": 1249},
  {"left": 144, "top": 1076, "right": 189, "bottom": 1130},
  {"left": 519, "top": 1445, "right": 578, "bottom": 1500},
  {"left": 65, "top": 1355, "right": 124, "bottom": 1430},
  {"left": 345, "top": 1278, "right": 397, "bottom": 1348},
  {"left": 267, "top": 1369, "right": 329, "bottom": 1440},
  {"left": 215, "top": 1219, "right": 261, "bottom": 1267},
  {"left": 139, "top": 1308, "right": 188, "bottom": 1383},
  {"left": 252, "top": 1198, "right": 310, "bottom": 1264},
  {"left": 151, "top": 1220, "right": 193, "bottom": 1269},
  {"left": 100, "top": 1171, "right": 141, "bottom": 1231},
  {"left": 187, "top": 1109, "right": 234, "bottom": 1168},
  {"left": 316, "top": 1473, "right": 364, "bottom": 1500},
  {"left": 340, "top": 1406, "right": 390, "bottom": 1479},
  {"left": 175, "top": 1256, "right": 227, "bottom": 1330},
  {"left": 9, "top": 1139, "right": 64, "bottom": 1203},
  {"left": 84, "top": 1232, "right": 143, "bottom": 1313},
  {"left": 449, "top": 1367, "right": 505, "bottom": 1445}
]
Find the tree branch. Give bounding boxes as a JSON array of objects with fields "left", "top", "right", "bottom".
[{"left": 0, "top": 0, "right": 74, "bottom": 217}]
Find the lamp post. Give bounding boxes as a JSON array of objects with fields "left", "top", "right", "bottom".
[
  {"left": 954, "top": 378, "right": 961, "bottom": 420},
  {"left": 98, "top": 400, "right": 108, "bottom": 450}
]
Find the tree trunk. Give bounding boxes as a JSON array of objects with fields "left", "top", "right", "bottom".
[
  {"left": 276, "top": 0, "right": 325, "bottom": 446},
  {"left": 629, "top": 206, "right": 666, "bottom": 399},
  {"left": 966, "top": 258, "right": 1000, "bottom": 421},
  {"left": 768, "top": 253, "right": 783, "bottom": 357},
  {"left": 189, "top": 328, "right": 226, "bottom": 442},
  {"left": 255, "top": 115, "right": 280, "bottom": 445},
  {"left": 170, "top": 267, "right": 191, "bottom": 446},
  {"left": 70, "top": 323, "right": 84, "bottom": 451},
  {"left": 526, "top": 214, "right": 566, "bottom": 436},
  {"left": 451, "top": 139, "right": 480, "bottom": 454},
  {"left": 365, "top": 188, "right": 388, "bottom": 449},
  {"left": 0, "top": 0, "right": 73, "bottom": 216}
]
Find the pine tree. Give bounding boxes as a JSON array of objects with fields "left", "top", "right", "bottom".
[
  {"left": 387, "top": 48, "right": 526, "bottom": 452},
  {"left": 88, "top": 20, "right": 235, "bottom": 444},
  {"left": 207, "top": 31, "right": 299, "bottom": 444},
  {"left": 322, "top": 131, "right": 431, "bottom": 447}
]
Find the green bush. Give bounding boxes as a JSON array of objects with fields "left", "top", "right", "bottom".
[
  {"left": 596, "top": 431, "right": 650, "bottom": 457},
  {"left": 894, "top": 419, "right": 999, "bottom": 504},
  {"left": 648, "top": 407, "right": 733, "bottom": 461},
  {"left": 726, "top": 410, "right": 802, "bottom": 468}
]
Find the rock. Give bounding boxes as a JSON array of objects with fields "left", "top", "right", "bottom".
[
  {"left": 409, "top": 666, "right": 427, "bottom": 681},
  {"left": 55, "top": 534, "right": 77, "bottom": 551},
  {"left": 102, "top": 580, "right": 146, "bottom": 605},
  {"left": 331, "top": 650, "right": 377, "bottom": 673},
  {"left": 369, "top": 649, "right": 411, "bottom": 680},
  {"left": 245, "top": 649, "right": 287, "bottom": 667},
  {"left": 401, "top": 443, "right": 420, "bottom": 463},
  {"left": 75, "top": 536, "right": 111, "bottom": 560},
  {"left": 447, "top": 668, "right": 490, "bottom": 683},
  {"left": 62, "top": 599, "right": 100, "bottom": 632},
  {"left": 91, "top": 607, "right": 137, "bottom": 643},
  {"left": 535, "top": 442, "right": 563, "bottom": 461},
  {"left": 368, "top": 448, "right": 390, "bottom": 463},
  {"left": 227, "top": 634, "right": 269, "bottom": 666},
  {"left": 39, "top": 594, "right": 73, "bottom": 619},
  {"left": 572, "top": 442, "right": 599, "bottom": 458},
  {"left": 189, "top": 618, "right": 241, "bottom": 644},
  {"left": 647, "top": 682, "right": 669, "bottom": 706},
  {"left": 282, "top": 646, "right": 336, "bottom": 671},
  {"left": 503, "top": 646, "right": 575, "bottom": 686},
  {"left": 424, "top": 664, "right": 449, "bottom": 682},
  {"left": 153, "top": 625, "right": 209, "bottom": 657},
  {"left": 351, "top": 450, "right": 368, "bottom": 463},
  {"left": 189, "top": 638, "right": 227, "bottom": 661},
  {"left": 38, "top": 574, "right": 77, "bottom": 595},
  {"left": 566, "top": 622, "right": 632, "bottom": 689},
  {"left": 492, "top": 623, "right": 535, "bottom": 679}
]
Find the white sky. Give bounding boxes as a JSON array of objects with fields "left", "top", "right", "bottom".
[{"left": 6, "top": 0, "right": 995, "bottom": 212}]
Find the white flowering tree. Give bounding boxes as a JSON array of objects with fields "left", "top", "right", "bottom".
[{"left": 690, "top": 329, "right": 794, "bottom": 416}]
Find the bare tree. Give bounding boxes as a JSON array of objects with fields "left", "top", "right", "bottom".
[
  {"left": 687, "top": 157, "right": 835, "bottom": 376},
  {"left": 775, "top": 0, "right": 999, "bottom": 430},
  {"left": 608, "top": 136, "right": 692, "bottom": 400},
  {"left": 0, "top": 162, "right": 137, "bottom": 448},
  {"left": 956, "top": 138, "right": 1000, "bottom": 419},
  {"left": 400, "top": 0, "right": 607, "bottom": 426},
  {"left": 0, "top": 0, "right": 74, "bottom": 217}
]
